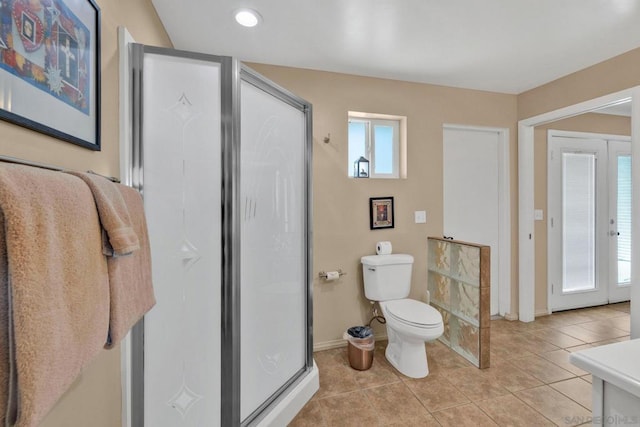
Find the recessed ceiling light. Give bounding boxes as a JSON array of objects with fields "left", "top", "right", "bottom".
[{"left": 234, "top": 9, "right": 262, "bottom": 28}]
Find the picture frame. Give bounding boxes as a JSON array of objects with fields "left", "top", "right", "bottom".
[
  {"left": 370, "top": 196, "right": 394, "bottom": 230},
  {"left": 0, "top": 0, "right": 101, "bottom": 150}
]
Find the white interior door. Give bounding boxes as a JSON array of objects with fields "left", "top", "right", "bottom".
[
  {"left": 443, "top": 126, "right": 505, "bottom": 316},
  {"left": 608, "top": 140, "right": 632, "bottom": 303},
  {"left": 548, "top": 134, "right": 631, "bottom": 311}
]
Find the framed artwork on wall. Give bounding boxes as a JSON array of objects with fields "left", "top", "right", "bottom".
[
  {"left": 370, "top": 196, "right": 394, "bottom": 230},
  {"left": 0, "top": 0, "right": 101, "bottom": 150}
]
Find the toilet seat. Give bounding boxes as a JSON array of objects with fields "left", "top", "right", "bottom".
[{"left": 383, "top": 299, "right": 442, "bottom": 329}]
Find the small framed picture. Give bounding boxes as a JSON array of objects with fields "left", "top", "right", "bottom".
[{"left": 370, "top": 197, "right": 394, "bottom": 230}]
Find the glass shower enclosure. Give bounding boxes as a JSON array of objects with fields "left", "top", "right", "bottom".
[{"left": 129, "top": 43, "right": 317, "bottom": 426}]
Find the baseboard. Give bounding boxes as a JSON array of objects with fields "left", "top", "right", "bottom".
[
  {"left": 501, "top": 310, "right": 548, "bottom": 321},
  {"left": 313, "top": 339, "right": 346, "bottom": 352},
  {"left": 313, "top": 333, "right": 388, "bottom": 352},
  {"left": 535, "top": 308, "right": 551, "bottom": 317}
]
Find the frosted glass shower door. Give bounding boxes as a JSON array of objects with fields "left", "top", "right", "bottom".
[
  {"left": 133, "top": 45, "right": 227, "bottom": 426},
  {"left": 240, "top": 73, "right": 310, "bottom": 423}
]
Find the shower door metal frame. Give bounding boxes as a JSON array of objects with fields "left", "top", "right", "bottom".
[
  {"left": 238, "top": 64, "right": 314, "bottom": 427},
  {"left": 130, "top": 43, "right": 239, "bottom": 426},
  {"left": 130, "top": 44, "right": 313, "bottom": 426}
]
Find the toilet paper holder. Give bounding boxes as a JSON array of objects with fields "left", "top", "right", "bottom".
[{"left": 318, "top": 269, "right": 346, "bottom": 279}]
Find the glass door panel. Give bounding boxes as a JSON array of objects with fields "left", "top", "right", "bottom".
[
  {"left": 609, "top": 140, "right": 632, "bottom": 303},
  {"left": 561, "top": 152, "right": 596, "bottom": 293},
  {"left": 240, "top": 76, "right": 308, "bottom": 423}
]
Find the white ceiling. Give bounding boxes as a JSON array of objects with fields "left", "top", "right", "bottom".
[{"left": 151, "top": 0, "right": 640, "bottom": 94}]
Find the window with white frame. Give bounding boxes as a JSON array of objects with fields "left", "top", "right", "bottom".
[{"left": 347, "top": 112, "right": 406, "bottom": 179}]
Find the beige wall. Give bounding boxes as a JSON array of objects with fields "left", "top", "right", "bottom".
[
  {"left": 0, "top": 0, "right": 171, "bottom": 425},
  {"left": 518, "top": 47, "right": 640, "bottom": 119},
  {"left": 533, "top": 113, "right": 631, "bottom": 314},
  {"left": 248, "top": 63, "right": 518, "bottom": 345}
]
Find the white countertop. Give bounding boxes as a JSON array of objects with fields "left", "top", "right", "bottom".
[{"left": 569, "top": 339, "right": 640, "bottom": 398}]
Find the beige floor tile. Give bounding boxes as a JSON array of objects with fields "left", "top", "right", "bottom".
[
  {"left": 579, "top": 306, "right": 629, "bottom": 320},
  {"left": 508, "top": 354, "right": 575, "bottom": 384},
  {"left": 592, "top": 335, "right": 630, "bottom": 346},
  {"left": 513, "top": 333, "right": 561, "bottom": 355},
  {"left": 446, "top": 366, "right": 510, "bottom": 401},
  {"left": 351, "top": 354, "right": 401, "bottom": 389},
  {"left": 365, "top": 382, "right": 435, "bottom": 426},
  {"left": 489, "top": 338, "right": 537, "bottom": 360},
  {"left": 556, "top": 324, "right": 625, "bottom": 343},
  {"left": 515, "top": 385, "right": 592, "bottom": 426},
  {"left": 476, "top": 394, "right": 555, "bottom": 426},
  {"left": 605, "top": 315, "right": 631, "bottom": 332},
  {"left": 550, "top": 377, "right": 592, "bottom": 410},
  {"left": 317, "top": 391, "right": 379, "bottom": 427},
  {"left": 530, "top": 328, "right": 586, "bottom": 348},
  {"left": 302, "top": 303, "right": 624, "bottom": 426},
  {"left": 405, "top": 373, "right": 470, "bottom": 412},
  {"left": 424, "top": 341, "right": 473, "bottom": 374},
  {"left": 545, "top": 311, "right": 594, "bottom": 326},
  {"left": 481, "top": 361, "right": 544, "bottom": 392},
  {"left": 432, "top": 403, "right": 499, "bottom": 427},
  {"left": 530, "top": 314, "right": 575, "bottom": 328},
  {"left": 314, "top": 364, "right": 360, "bottom": 399},
  {"left": 489, "top": 351, "right": 507, "bottom": 365},
  {"left": 373, "top": 340, "right": 395, "bottom": 370},
  {"left": 565, "top": 343, "right": 594, "bottom": 353},
  {"left": 578, "top": 319, "right": 629, "bottom": 336},
  {"left": 289, "top": 400, "right": 325, "bottom": 427},
  {"left": 539, "top": 349, "right": 589, "bottom": 376},
  {"left": 315, "top": 347, "right": 349, "bottom": 370},
  {"left": 609, "top": 301, "right": 630, "bottom": 313},
  {"left": 557, "top": 325, "right": 615, "bottom": 343}
]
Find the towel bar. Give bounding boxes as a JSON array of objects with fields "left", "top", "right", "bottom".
[{"left": 0, "top": 155, "right": 120, "bottom": 182}]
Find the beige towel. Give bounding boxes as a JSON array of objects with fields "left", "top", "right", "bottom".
[
  {"left": 0, "top": 164, "right": 109, "bottom": 427},
  {"left": 67, "top": 172, "right": 140, "bottom": 256},
  {"left": 104, "top": 184, "right": 155, "bottom": 348}
]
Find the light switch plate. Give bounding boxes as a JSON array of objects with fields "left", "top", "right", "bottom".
[
  {"left": 534, "top": 209, "right": 544, "bottom": 221},
  {"left": 414, "top": 210, "right": 427, "bottom": 223}
]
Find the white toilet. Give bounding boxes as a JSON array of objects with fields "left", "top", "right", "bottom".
[{"left": 361, "top": 254, "right": 443, "bottom": 378}]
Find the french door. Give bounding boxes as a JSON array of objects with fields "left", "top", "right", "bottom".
[
  {"left": 608, "top": 140, "right": 632, "bottom": 303},
  {"left": 548, "top": 133, "right": 631, "bottom": 311}
]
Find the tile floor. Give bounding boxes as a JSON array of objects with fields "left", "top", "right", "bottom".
[{"left": 290, "top": 302, "right": 631, "bottom": 426}]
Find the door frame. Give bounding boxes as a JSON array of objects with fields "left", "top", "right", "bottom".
[
  {"left": 118, "top": 26, "right": 135, "bottom": 427},
  {"left": 546, "top": 130, "right": 629, "bottom": 312},
  {"left": 518, "top": 86, "right": 640, "bottom": 331},
  {"left": 443, "top": 123, "right": 511, "bottom": 317}
]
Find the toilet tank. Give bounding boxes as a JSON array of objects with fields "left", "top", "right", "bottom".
[{"left": 361, "top": 254, "right": 414, "bottom": 301}]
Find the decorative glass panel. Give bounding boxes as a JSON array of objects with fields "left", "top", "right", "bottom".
[{"left": 427, "top": 237, "right": 489, "bottom": 368}]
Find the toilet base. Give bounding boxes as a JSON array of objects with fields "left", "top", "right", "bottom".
[{"left": 384, "top": 328, "right": 430, "bottom": 378}]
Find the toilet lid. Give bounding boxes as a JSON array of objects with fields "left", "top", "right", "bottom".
[{"left": 384, "top": 299, "right": 442, "bottom": 327}]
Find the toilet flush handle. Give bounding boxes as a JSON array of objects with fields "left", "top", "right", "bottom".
[{"left": 367, "top": 267, "right": 376, "bottom": 271}]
